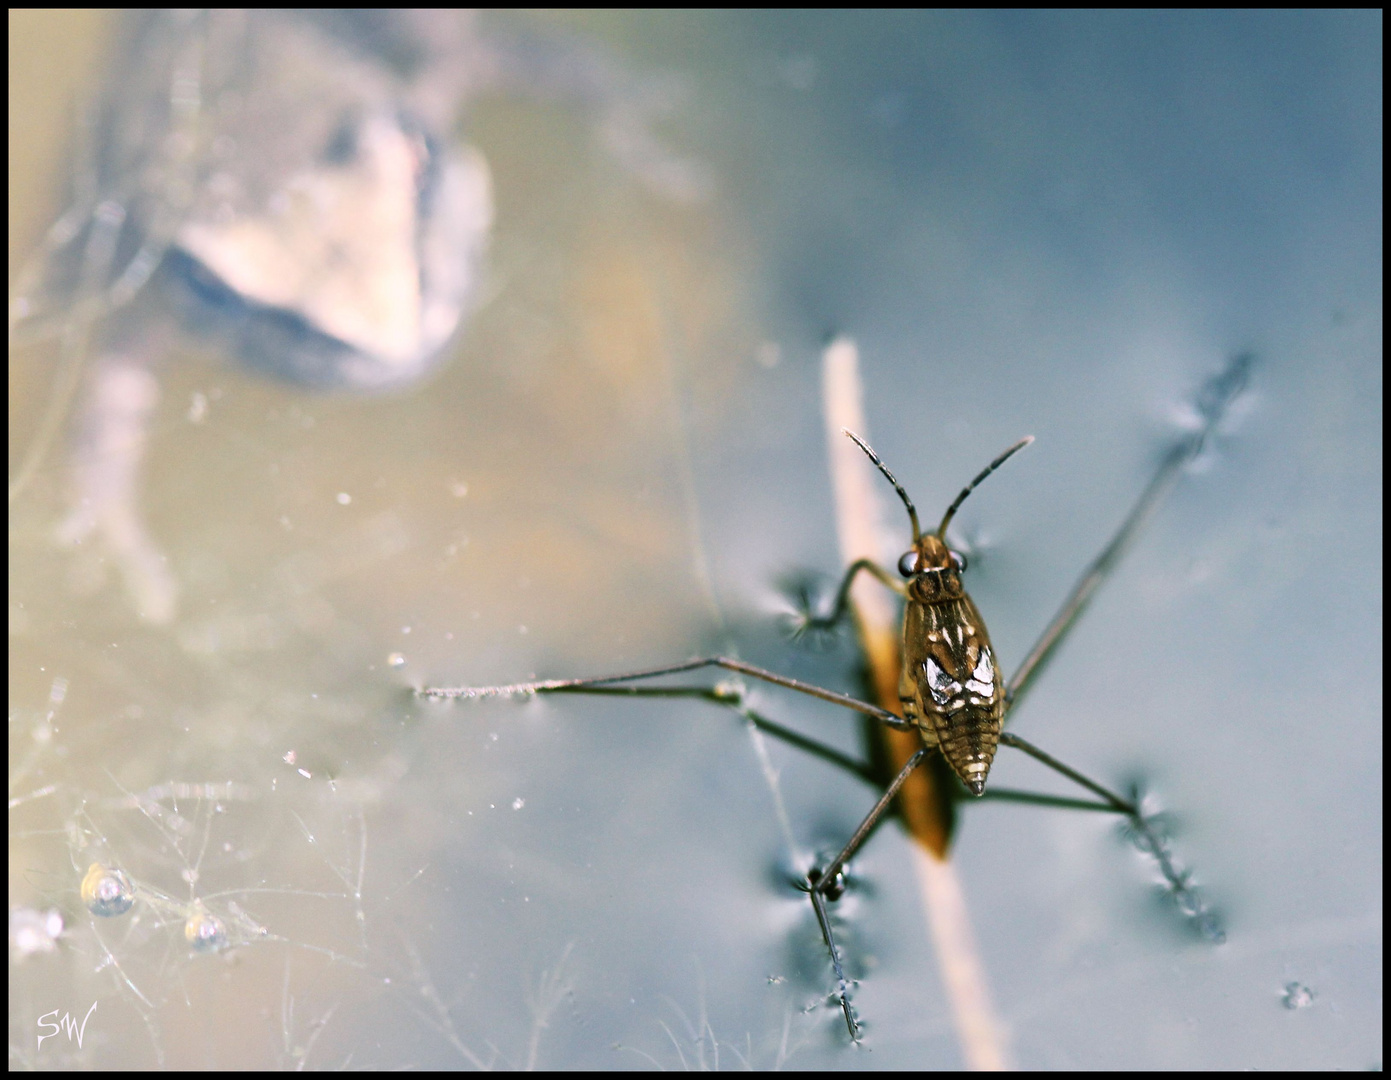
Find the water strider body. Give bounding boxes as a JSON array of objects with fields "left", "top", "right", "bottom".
[
  {"left": 420, "top": 354, "right": 1250, "bottom": 1040},
  {"left": 821, "top": 431, "right": 1033, "bottom": 798}
]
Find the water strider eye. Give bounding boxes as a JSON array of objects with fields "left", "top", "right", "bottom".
[
  {"left": 951, "top": 550, "right": 968, "bottom": 572},
  {"left": 898, "top": 550, "right": 918, "bottom": 577}
]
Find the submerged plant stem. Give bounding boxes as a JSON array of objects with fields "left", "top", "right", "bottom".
[{"left": 820, "top": 336, "right": 1010, "bottom": 1069}]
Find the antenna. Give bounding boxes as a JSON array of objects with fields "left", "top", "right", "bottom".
[
  {"left": 842, "top": 429, "right": 921, "bottom": 542},
  {"left": 936, "top": 436, "right": 1034, "bottom": 539}
]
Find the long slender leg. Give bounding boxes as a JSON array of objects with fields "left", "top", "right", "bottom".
[
  {"left": 426, "top": 658, "right": 926, "bottom": 1032},
  {"left": 805, "top": 748, "right": 927, "bottom": 1042},
  {"left": 997, "top": 732, "right": 1131, "bottom": 813},
  {"left": 814, "top": 748, "right": 928, "bottom": 896},
  {"left": 419, "top": 655, "right": 911, "bottom": 729},
  {"left": 1006, "top": 353, "right": 1253, "bottom": 709},
  {"left": 793, "top": 557, "right": 905, "bottom": 638},
  {"left": 519, "top": 682, "right": 881, "bottom": 784},
  {"left": 809, "top": 883, "right": 860, "bottom": 1041}
]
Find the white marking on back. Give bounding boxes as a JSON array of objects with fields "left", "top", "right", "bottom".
[
  {"left": 964, "top": 649, "right": 996, "bottom": 699},
  {"left": 923, "top": 656, "right": 963, "bottom": 707}
]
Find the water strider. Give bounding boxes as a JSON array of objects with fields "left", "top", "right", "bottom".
[{"left": 420, "top": 353, "right": 1250, "bottom": 1040}]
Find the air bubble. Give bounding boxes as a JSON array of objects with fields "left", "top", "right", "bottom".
[
  {"left": 81, "top": 862, "right": 135, "bottom": 917},
  {"left": 388, "top": 652, "right": 406, "bottom": 668},
  {"left": 184, "top": 907, "right": 228, "bottom": 952}
]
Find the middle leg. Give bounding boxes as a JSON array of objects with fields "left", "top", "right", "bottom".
[{"left": 419, "top": 655, "right": 910, "bottom": 729}]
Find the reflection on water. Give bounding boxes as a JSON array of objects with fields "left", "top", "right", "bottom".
[
  {"left": 11, "top": 9, "right": 707, "bottom": 625},
  {"left": 10, "top": 9, "right": 1382, "bottom": 1071}
]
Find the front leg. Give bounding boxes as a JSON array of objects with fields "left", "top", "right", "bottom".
[{"left": 791, "top": 557, "right": 905, "bottom": 641}]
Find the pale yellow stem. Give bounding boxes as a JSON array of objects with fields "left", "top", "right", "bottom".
[{"left": 820, "top": 336, "right": 1010, "bottom": 1071}]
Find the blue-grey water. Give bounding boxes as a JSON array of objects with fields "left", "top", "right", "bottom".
[{"left": 9, "top": 10, "right": 1381, "bottom": 1069}]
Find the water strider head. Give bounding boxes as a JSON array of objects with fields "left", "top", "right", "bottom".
[
  {"left": 842, "top": 429, "right": 1034, "bottom": 795},
  {"left": 843, "top": 429, "right": 1033, "bottom": 604}
]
